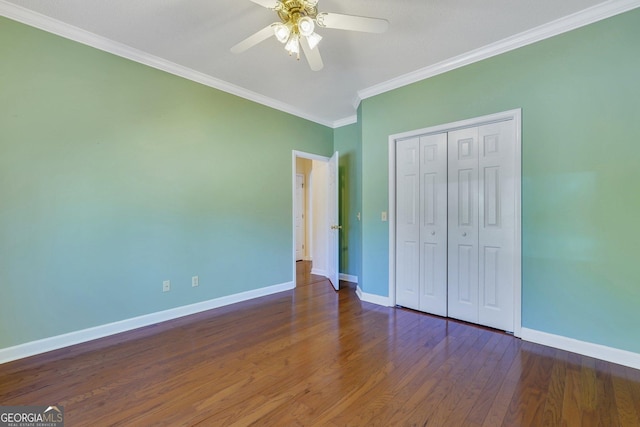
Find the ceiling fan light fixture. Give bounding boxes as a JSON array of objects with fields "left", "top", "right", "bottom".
[
  {"left": 297, "top": 16, "right": 315, "bottom": 37},
  {"left": 285, "top": 33, "right": 300, "bottom": 58},
  {"left": 273, "top": 22, "right": 291, "bottom": 43},
  {"left": 306, "top": 32, "right": 322, "bottom": 50}
]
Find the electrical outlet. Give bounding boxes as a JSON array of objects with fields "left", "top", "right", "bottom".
[
  {"left": 381, "top": 211, "right": 388, "bottom": 221},
  {"left": 163, "top": 280, "right": 171, "bottom": 292},
  {"left": 192, "top": 276, "right": 199, "bottom": 287}
]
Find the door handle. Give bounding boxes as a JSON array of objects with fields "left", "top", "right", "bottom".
[
  {"left": 430, "top": 231, "right": 436, "bottom": 236},
  {"left": 462, "top": 232, "right": 467, "bottom": 237}
]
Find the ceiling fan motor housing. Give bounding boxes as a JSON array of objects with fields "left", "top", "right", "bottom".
[{"left": 277, "top": 0, "right": 318, "bottom": 26}]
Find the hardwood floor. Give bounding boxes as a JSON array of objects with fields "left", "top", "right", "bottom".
[{"left": 1, "top": 261, "right": 639, "bottom": 426}]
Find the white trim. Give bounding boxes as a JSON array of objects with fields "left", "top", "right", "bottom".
[
  {"left": 356, "top": 286, "right": 392, "bottom": 307},
  {"left": 0, "top": 1, "right": 333, "bottom": 128},
  {"left": 339, "top": 273, "right": 358, "bottom": 284},
  {"left": 521, "top": 327, "right": 640, "bottom": 371},
  {"left": 333, "top": 116, "right": 357, "bottom": 128},
  {"left": 388, "top": 109, "right": 522, "bottom": 337},
  {"left": 512, "top": 113, "right": 522, "bottom": 337},
  {"left": 0, "top": 281, "right": 294, "bottom": 365},
  {"left": 292, "top": 150, "right": 331, "bottom": 163},
  {"left": 388, "top": 139, "right": 397, "bottom": 308},
  {"left": 356, "top": 0, "right": 640, "bottom": 106}
]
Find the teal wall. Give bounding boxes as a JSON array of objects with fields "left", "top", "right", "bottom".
[
  {"left": 0, "top": 17, "right": 333, "bottom": 349},
  {"left": 334, "top": 123, "right": 361, "bottom": 278},
  {"left": 360, "top": 9, "right": 640, "bottom": 353}
]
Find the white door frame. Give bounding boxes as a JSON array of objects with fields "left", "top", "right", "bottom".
[
  {"left": 387, "top": 109, "right": 522, "bottom": 337},
  {"left": 295, "top": 173, "right": 305, "bottom": 261},
  {"left": 292, "top": 150, "right": 333, "bottom": 288}
]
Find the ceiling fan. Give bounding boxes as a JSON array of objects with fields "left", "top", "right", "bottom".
[{"left": 231, "top": 0, "right": 389, "bottom": 71}]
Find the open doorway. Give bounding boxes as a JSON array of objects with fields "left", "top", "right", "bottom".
[{"left": 292, "top": 150, "right": 339, "bottom": 289}]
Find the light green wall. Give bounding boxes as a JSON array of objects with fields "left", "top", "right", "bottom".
[
  {"left": 334, "top": 123, "right": 361, "bottom": 277},
  {"left": 0, "top": 17, "right": 333, "bottom": 349},
  {"left": 360, "top": 9, "right": 640, "bottom": 353}
]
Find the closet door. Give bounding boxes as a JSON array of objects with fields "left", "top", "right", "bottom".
[
  {"left": 418, "top": 134, "right": 448, "bottom": 315},
  {"left": 395, "top": 137, "right": 420, "bottom": 310},
  {"left": 478, "top": 121, "right": 516, "bottom": 331},
  {"left": 447, "top": 127, "right": 480, "bottom": 324}
]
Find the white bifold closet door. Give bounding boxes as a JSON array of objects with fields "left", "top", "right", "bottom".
[
  {"left": 395, "top": 134, "right": 448, "bottom": 315},
  {"left": 396, "top": 120, "right": 516, "bottom": 332},
  {"left": 448, "top": 122, "right": 515, "bottom": 331}
]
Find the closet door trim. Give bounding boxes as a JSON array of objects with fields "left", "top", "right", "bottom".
[{"left": 388, "top": 109, "right": 522, "bottom": 337}]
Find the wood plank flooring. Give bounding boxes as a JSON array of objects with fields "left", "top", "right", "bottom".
[{"left": 1, "top": 261, "right": 639, "bottom": 426}]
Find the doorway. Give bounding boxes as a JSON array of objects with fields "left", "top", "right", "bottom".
[
  {"left": 292, "top": 151, "right": 340, "bottom": 290},
  {"left": 388, "top": 110, "right": 522, "bottom": 336}
]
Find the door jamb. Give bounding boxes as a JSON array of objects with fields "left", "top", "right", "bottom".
[
  {"left": 295, "top": 173, "right": 306, "bottom": 261},
  {"left": 387, "top": 109, "right": 522, "bottom": 337}
]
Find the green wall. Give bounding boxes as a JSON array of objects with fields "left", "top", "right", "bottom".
[
  {"left": 334, "top": 123, "right": 361, "bottom": 278},
  {"left": 360, "top": 9, "right": 640, "bottom": 353},
  {"left": 0, "top": 17, "right": 333, "bottom": 349}
]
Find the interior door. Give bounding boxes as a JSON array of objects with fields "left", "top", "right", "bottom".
[
  {"left": 477, "top": 121, "right": 516, "bottom": 331},
  {"left": 295, "top": 174, "right": 304, "bottom": 261},
  {"left": 419, "top": 133, "right": 448, "bottom": 316},
  {"left": 395, "top": 137, "right": 420, "bottom": 309},
  {"left": 447, "top": 127, "right": 480, "bottom": 324},
  {"left": 327, "top": 151, "right": 340, "bottom": 290}
]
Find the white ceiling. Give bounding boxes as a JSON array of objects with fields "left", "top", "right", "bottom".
[{"left": 1, "top": 0, "right": 634, "bottom": 126}]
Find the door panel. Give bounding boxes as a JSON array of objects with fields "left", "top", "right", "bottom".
[
  {"left": 457, "top": 244, "right": 474, "bottom": 302},
  {"left": 448, "top": 127, "right": 479, "bottom": 324},
  {"left": 482, "top": 246, "right": 500, "bottom": 307},
  {"left": 327, "top": 151, "right": 339, "bottom": 291},
  {"left": 483, "top": 167, "right": 500, "bottom": 227},
  {"left": 395, "top": 138, "right": 420, "bottom": 310},
  {"left": 418, "top": 133, "right": 447, "bottom": 316},
  {"left": 478, "top": 121, "right": 515, "bottom": 331}
]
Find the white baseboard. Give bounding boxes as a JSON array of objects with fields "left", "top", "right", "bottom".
[
  {"left": 0, "top": 281, "right": 294, "bottom": 365},
  {"left": 355, "top": 286, "right": 391, "bottom": 307},
  {"left": 521, "top": 327, "right": 640, "bottom": 370},
  {"left": 311, "top": 268, "right": 327, "bottom": 277},
  {"left": 339, "top": 273, "right": 358, "bottom": 284}
]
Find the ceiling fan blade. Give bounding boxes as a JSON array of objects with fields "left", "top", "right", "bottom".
[
  {"left": 316, "top": 12, "right": 389, "bottom": 33},
  {"left": 231, "top": 24, "right": 275, "bottom": 54},
  {"left": 249, "top": 0, "right": 280, "bottom": 9},
  {"left": 300, "top": 37, "right": 324, "bottom": 71}
]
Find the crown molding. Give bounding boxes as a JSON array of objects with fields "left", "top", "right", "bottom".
[
  {"left": 0, "top": 0, "right": 336, "bottom": 128},
  {"left": 4, "top": 0, "right": 639, "bottom": 128},
  {"left": 332, "top": 115, "right": 357, "bottom": 128},
  {"left": 356, "top": 0, "right": 640, "bottom": 104}
]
